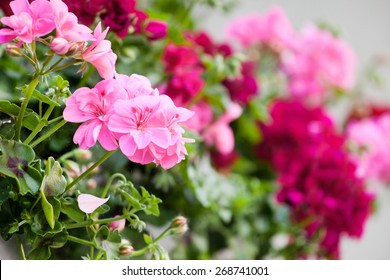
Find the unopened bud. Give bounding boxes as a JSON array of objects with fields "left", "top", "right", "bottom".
[
  {"left": 170, "top": 216, "right": 188, "bottom": 235},
  {"left": 6, "top": 44, "right": 22, "bottom": 57},
  {"left": 109, "top": 215, "right": 126, "bottom": 232},
  {"left": 74, "top": 149, "right": 92, "bottom": 160},
  {"left": 86, "top": 179, "right": 97, "bottom": 190},
  {"left": 50, "top": 37, "right": 71, "bottom": 55},
  {"left": 63, "top": 160, "right": 80, "bottom": 179},
  {"left": 119, "top": 239, "right": 134, "bottom": 256}
]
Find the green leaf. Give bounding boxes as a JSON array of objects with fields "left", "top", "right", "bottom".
[
  {"left": 60, "top": 197, "right": 85, "bottom": 223},
  {"left": 31, "top": 89, "right": 60, "bottom": 107},
  {"left": 41, "top": 189, "right": 55, "bottom": 229},
  {"left": 143, "top": 234, "right": 153, "bottom": 245},
  {"left": 0, "top": 100, "right": 40, "bottom": 131},
  {"left": 27, "top": 245, "right": 51, "bottom": 260},
  {"left": 0, "top": 139, "right": 42, "bottom": 195},
  {"left": 27, "top": 231, "right": 68, "bottom": 260},
  {"left": 96, "top": 226, "right": 121, "bottom": 260}
]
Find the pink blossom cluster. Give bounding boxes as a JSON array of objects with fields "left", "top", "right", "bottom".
[
  {"left": 281, "top": 25, "right": 356, "bottom": 104},
  {"left": 162, "top": 43, "right": 205, "bottom": 106},
  {"left": 0, "top": 0, "right": 116, "bottom": 79},
  {"left": 257, "top": 99, "right": 373, "bottom": 258},
  {"left": 62, "top": 0, "right": 167, "bottom": 40},
  {"left": 226, "top": 6, "right": 295, "bottom": 51},
  {"left": 347, "top": 113, "right": 390, "bottom": 186},
  {"left": 63, "top": 73, "right": 194, "bottom": 169}
]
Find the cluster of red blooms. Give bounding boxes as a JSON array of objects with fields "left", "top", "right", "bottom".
[
  {"left": 257, "top": 99, "right": 374, "bottom": 258},
  {"left": 62, "top": 0, "right": 167, "bottom": 40}
]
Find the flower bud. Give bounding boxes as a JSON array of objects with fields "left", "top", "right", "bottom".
[
  {"left": 74, "top": 149, "right": 93, "bottom": 160},
  {"left": 63, "top": 160, "right": 80, "bottom": 179},
  {"left": 86, "top": 179, "right": 97, "bottom": 190},
  {"left": 6, "top": 44, "right": 22, "bottom": 57},
  {"left": 51, "top": 37, "right": 71, "bottom": 55},
  {"left": 144, "top": 20, "right": 168, "bottom": 41},
  {"left": 109, "top": 215, "right": 126, "bottom": 232},
  {"left": 119, "top": 239, "right": 134, "bottom": 256},
  {"left": 170, "top": 216, "right": 188, "bottom": 235}
]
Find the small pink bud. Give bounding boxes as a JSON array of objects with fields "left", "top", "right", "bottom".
[
  {"left": 74, "top": 149, "right": 93, "bottom": 160},
  {"left": 144, "top": 20, "right": 168, "bottom": 41},
  {"left": 119, "top": 239, "right": 134, "bottom": 256},
  {"left": 170, "top": 216, "right": 188, "bottom": 235},
  {"left": 109, "top": 215, "right": 126, "bottom": 232},
  {"left": 6, "top": 44, "right": 22, "bottom": 57},
  {"left": 51, "top": 37, "right": 71, "bottom": 55},
  {"left": 86, "top": 179, "right": 97, "bottom": 190}
]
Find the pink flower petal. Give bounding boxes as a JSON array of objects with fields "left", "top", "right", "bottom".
[{"left": 77, "top": 194, "right": 109, "bottom": 214}]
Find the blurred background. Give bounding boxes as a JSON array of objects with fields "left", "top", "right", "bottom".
[{"left": 197, "top": 0, "right": 390, "bottom": 259}]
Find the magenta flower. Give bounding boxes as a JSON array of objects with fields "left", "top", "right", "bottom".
[
  {"left": 144, "top": 20, "right": 168, "bottom": 41},
  {"left": 63, "top": 79, "right": 127, "bottom": 150},
  {"left": 77, "top": 193, "right": 109, "bottom": 214},
  {"left": 0, "top": 0, "right": 55, "bottom": 44},
  {"left": 81, "top": 23, "right": 117, "bottom": 79}
]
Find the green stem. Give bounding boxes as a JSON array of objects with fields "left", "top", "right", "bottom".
[
  {"left": 30, "top": 119, "right": 67, "bottom": 148},
  {"left": 131, "top": 227, "right": 172, "bottom": 258},
  {"left": 67, "top": 235, "right": 95, "bottom": 247},
  {"left": 16, "top": 236, "right": 26, "bottom": 260},
  {"left": 24, "top": 104, "right": 55, "bottom": 145},
  {"left": 101, "top": 173, "right": 127, "bottom": 198},
  {"left": 65, "top": 213, "right": 128, "bottom": 230},
  {"left": 44, "top": 59, "right": 79, "bottom": 75},
  {"left": 48, "top": 115, "right": 64, "bottom": 125},
  {"left": 15, "top": 78, "right": 40, "bottom": 141},
  {"left": 66, "top": 150, "right": 116, "bottom": 191}
]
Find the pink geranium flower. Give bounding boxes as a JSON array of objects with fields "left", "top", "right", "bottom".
[
  {"left": 63, "top": 79, "right": 127, "bottom": 150},
  {"left": 77, "top": 193, "right": 109, "bottom": 214},
  {"left": 203, "top": 103, "right": 242, "bottom": 155},
  {"left": 347, "top": 113, "right": 390, "bottom": 185},
  {"left": 0, "top": 0, "right": 55, "bottom": 44},
  {"left": 281, "top": 24, "right": 356, "bottom": 104},
  {"left": 115, "top": 73, "right": 158, "bottom": 98},
  {"left": 81, "top": 22, "right": 117, "bottom": 79},
  {"left": 50, "top": 0, "right": 92, "bottom": 54}
]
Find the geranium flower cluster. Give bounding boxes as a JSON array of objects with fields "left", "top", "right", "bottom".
[
  {"left": 257, "top": 99, "right": 374, "bottom": 258},
  {"left": 62, "top": 0, "right": 167, "bottom": 40},
  {"left": 0, "top": 0, "right": 116, "bottom": 79},
  {"left": 226, "top": 6, "right": 356, "bottom": 105},
  {"left": 162, "top": 43, "right": 205, "bottom": 106},
  {"left": 63, "top": 74, "right": 194, "bottom": 169}
]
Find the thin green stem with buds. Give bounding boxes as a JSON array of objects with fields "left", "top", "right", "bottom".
[
  {"left": 65, "top": 213, "right": 128, "bottom": 230},
  {"left": 131, "top": 227, "right": 172, "bottom": 257}
]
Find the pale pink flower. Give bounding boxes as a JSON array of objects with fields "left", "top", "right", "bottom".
[
  {"left": 203, "top": 103, "right": 242, "bottom": 155},
  {"left": 109, "top": 215, "right": 126, "bottom": 232},
  {"left": 49, "top": 0, "right": 92, "bottom": 54},
  {"left": 225, "top": 6, "right": 294, "bottom": 50},
  {"left": 281, "top": 24, "right": 356, "bottom": 103},
  {"left": 115, "top": 73, "right": 158, "bottom": 98},
  {"left": 108, "top": 86, "right": 194, "bottom": 168},
  {"left": 81, "top": 22, "right": 117, "bottom": 79},
  {"left": 77, "top": 193, "right": 109, "bottom": 214},
  {"left": 347, "top": 114, "right": 390, "bottom": 185},
  {"left": 0, "top": 0, "right": 55, "bottom": 44},
  {"left": 184, "top": 101, "right": 213, "bottom": 133},
  {"left": 63, "top": 79, "right": 127, "bottom": 150}
]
